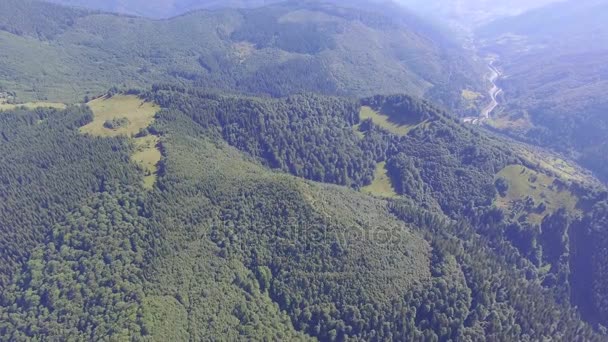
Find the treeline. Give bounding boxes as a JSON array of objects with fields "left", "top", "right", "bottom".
[
  {"left": 147, "top": 87, "right": 379, "bottom": 187},
  {"left": 147, "top": 88, "right": 518, "bottom": 218},
  {"left": 0, "top": 106, "right": 140, "bottom": 287},
  {"left": 145, "top": 88, "right": 601, "bottom": 340},
  {"left": 361, "top": 95, "right": 517, "bottom": 216},
  {"left": 1, "top": 90, "right": 605, "bottom": 340}
]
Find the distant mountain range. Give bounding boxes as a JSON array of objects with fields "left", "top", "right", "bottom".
[
  {"left": 43, "top": 0, "right": 285, "bottom": 17},
  {"left": 476, "top": 0, "right": 608, "bottom": 183},
  {"left": 2, "top": 0, "right": 608, "bottom": 340},
  {"left": 0, "top": 0, "right": 485, "bottom": 114}
]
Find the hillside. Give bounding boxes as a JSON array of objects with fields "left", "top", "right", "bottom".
[
  {"left": 44, "top": 0, "right": 285, "bottom": 17},
  {"left": 476, "top": 0, "right": 608, "bottom": 182},
  {"left": 0, "top": 0, "right": 485, "bottom": 115},
  {"left": 0, "top": 88, "right": 604, "bottom": 340},
  {"left": 3, "top": 0, "right": 608, "bottom": 340}
]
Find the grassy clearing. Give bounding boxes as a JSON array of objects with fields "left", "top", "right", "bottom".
[
  {"left": 81, "top": 95, "right": 161, "bottom": 189},
  {"left": 361, "top": 162, "right": 398, "bottom": 198},
  {"left": 515, "top": 146, "right": 592, "bottom": 184},
  {"left": 352, "top": 123, "right": 366, "bottom": 139},
  {"left": 495, "top": 165, "right": 579, "bottom": 225},
  {"left": 486, "top": 110, "right": 533, "bottom": 131},
  {"left": 359, "top": 106, "right": 425, "bottom": 136},
  {"left": 132, "top": 135, "right": 162, "bottom": 189},
  {"left": 0, "top": 101, "right": 66, "bottom": 111},
  {"left": 461, "top": 89, "right": 481, "bottom": 101},
  {"left": 80, "top": 95, "right": 159, "bottom": 137}
]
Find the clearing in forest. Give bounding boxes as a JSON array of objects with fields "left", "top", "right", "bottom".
[
  {"left": 515, "top": 146, "right": 592, "bottom": 184},
  {"left": 461, "top": 89, "right": 481, "bottom": 101},
  {"left": 81, "top": 95, "right": 161, "bottom": 189},
  {"left": 0, "top": 101, "right": 66, "bottom": 111},
  {"left": 359, "top": 106, "right": 425, "bottom": 136},
  {"left": 486, "top": 110, "right": 533, "bottom": 131},
  {"left": 361, "top": 162, "right": 398, "bottom": 198},
  {"left": 80, "top": 95, "right": 159, "bottom": 137},
  {"left": 495, "top": 165, "right": 579, "bottom": 225},
  {"left": 132, "top": 135, "right": 162, "bottom": 189}
]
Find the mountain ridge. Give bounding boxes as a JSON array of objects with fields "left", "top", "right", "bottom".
[
  {"left": 2, "top": 0, "right": 608, "bottom": 339},
  {"left": 0, "top": 0, "right": 486, "bottom": 115}
]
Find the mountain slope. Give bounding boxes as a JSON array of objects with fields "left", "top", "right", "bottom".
[
  {"left": 476, "top": 0, "right": 608, "bottom": 182},
  {"left": 0, "top": 90, "right": 602, "bottom": 340},
  {"left": 0, "top": 0, "right": 484, "bottom": 114},
  {"left": 2, "top": 0, "right": 608, "bottom": 339},
  {"left": 44, "top": 0, "right": 285, "bottom": 18}
]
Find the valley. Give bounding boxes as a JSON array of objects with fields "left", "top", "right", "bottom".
[
  {"left": 481, "top": 59, "right": 503, "bottom": 119},
  {"left": 0, "top": 0, "right": 607, "bottom": 340},
  {"left": 463, "top": 56, "right": 504, "bottom": 124}
]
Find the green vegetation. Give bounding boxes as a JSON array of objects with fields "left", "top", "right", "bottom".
[
  {"left": 0, "top": 89, "right": 604, "bottom": 340},
  {"left": 103, "top": 117, "right": 130, "bottom": 130},
  {"left": 0, "top": 0, "right": 485, "bottom": 115},
  {"left": 495, "top": 165, "right": 579, "bottom": 225},
  {"left": 0, "top": 101, "right": 66, "bottom": 111},
  {"left": 486, "top": 108, "right": 533, "bottom": 131},
  {"left": 1, "top": 0, "right": 608, "bottom": 339},
  {"left": 45, "top": 0, "right": 285, "bottom": 18},
  {"left": 570, "top": 199, "right": 608, "bottom": 327},
  {"left": 361, "top": 162, "right": 398, "bottom": 198},
  {"left": 0, "top": 104, "right": 141, "bottom": 290},
  {"left": 80, "top": 95, "right": 158, "bottom": 137},
  {"left": 477, "top": 0, "right": 608, "bottom": 182},
  {"left": 460, "top": 89, "right": 484, "bottom": 113},
  {"left": 461, "top": 89, "right": 481, "bottom": 101},
  {"left": 80, "top": 94, "right": 161, "bottom": 189},
  {"left": 359, "top": 105, "right": 422, "bottom": 136},
  {"left": 516, "top": 146, "right": 592, "bottom": 184},
  {"left": 132, "top": 135, "right": 161, "bottom": 189}
]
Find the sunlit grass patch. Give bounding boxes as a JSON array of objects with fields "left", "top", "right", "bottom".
[
  {"left": 132, "top": 135, "right": 162, "bottom": 190},
  {"left": 461, "top": 89, "right": 481, "bottom": 101},
  {"left": 516, "top": 147, "right": 590, "bottom": 184},
  {"left": 486, "top": 110, "right": 533, "bottom": 131},
  {"left": 81, "top": 94, "right": 161, "bottom": 189},
  {"left": 495, "top": 165, "right": 579, "bottom": 225},
  {"left": 80, "top": 95, "right": 159, "bottom": 137},
  {"left": 361, "top": 162, "right": 398, "bottom": 198},
  {"left": 359, "top": 106, "right": 425, "bottom": 136},
  {"left": 0, "top": 101, "right": 66, "bottom": 111}
]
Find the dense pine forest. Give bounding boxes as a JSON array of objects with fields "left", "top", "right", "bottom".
[
  {"left": 0, "top": 87, "right": 606, "bottom": 340},
  {"left": 1, "top": 0, "right": 608, "bottom": 340}
]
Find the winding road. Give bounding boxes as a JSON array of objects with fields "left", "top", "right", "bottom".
[
  {"left": 463, "top": 58, "right": 503, "bottom": 124},
  {"left": 480, "top": 60, "right": 503, "bottom": 119}
]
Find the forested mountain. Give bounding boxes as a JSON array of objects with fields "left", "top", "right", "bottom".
[
  {"left": 2, "top": 0, "right": 608, "bottom": 340},
  {"left": 476, "top": 0, "right": 608, "bottom": 182},
  {"left": 44, "top": 0, "right": 285, "bottom": 18},
  {"left": 1, "top": 87, "right": 605, "bottom": 340},
  {"left": 0, "top": 0, "right": 484, "bottom": 115}
]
